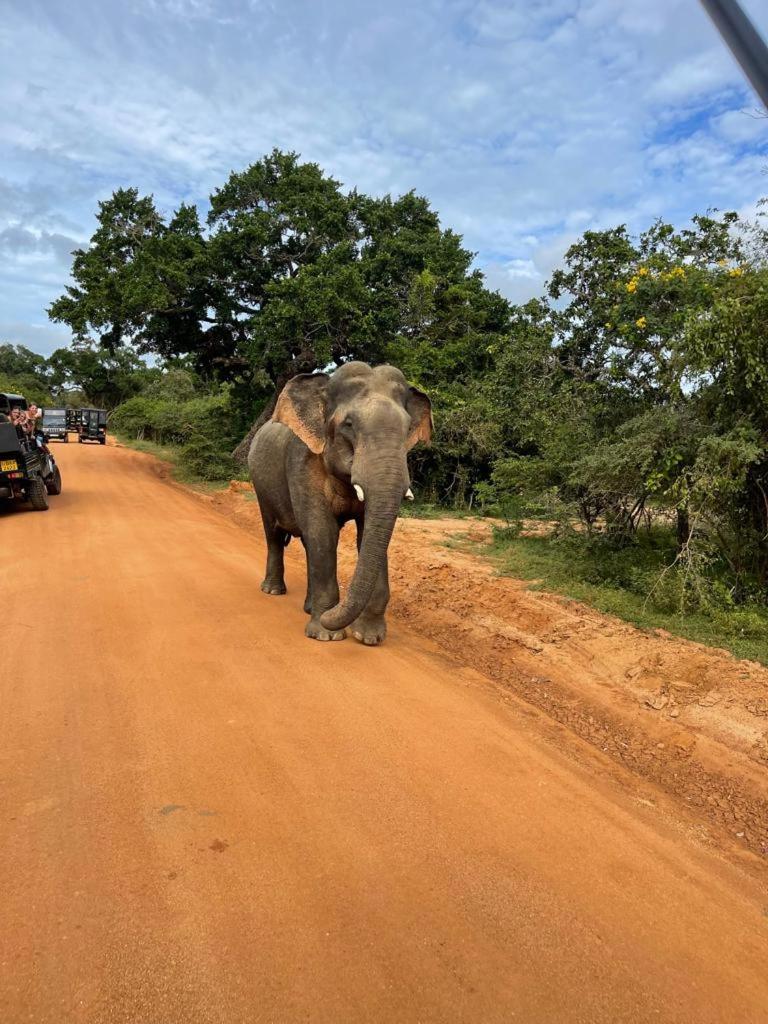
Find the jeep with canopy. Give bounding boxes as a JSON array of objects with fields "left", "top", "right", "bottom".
[
  {"left": 0, "top": 393, "right": 62, "bottom": 510},
  {"left": 0, "top": 392, "right": 27, "bottom": 418},
  {"left": 78, "top": 408, "right": 107, "bottom": 444},
  {"left": 42, "top": 407, "right": 69, "bottom": 442}
]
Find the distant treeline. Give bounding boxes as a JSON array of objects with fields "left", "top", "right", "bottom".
[{"left": 6, "top": 148, "right": 766, "bottom": 612}]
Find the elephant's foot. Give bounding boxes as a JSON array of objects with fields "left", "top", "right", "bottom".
[
  {"left": 349, "top": 615, "right": 387, "bottom": 646},
  {"left": 261, "top": 578, "right": 286, "bottom": 596},
  {"left": 305, "top": 618, "right": 346, "bottom": 642}
]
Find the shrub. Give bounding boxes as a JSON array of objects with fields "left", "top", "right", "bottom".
[
  {"left": 112, "top": 381, "right": 239, "bottom": 482},
  {"left": 177, "top": 436, "right": 235, "bottom": 481}
]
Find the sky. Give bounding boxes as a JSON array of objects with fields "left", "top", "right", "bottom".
[{"left": 1, "top": 0, "right": 767, "bottom": 357}]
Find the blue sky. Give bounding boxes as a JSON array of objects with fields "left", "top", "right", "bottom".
[{"left": 1, "top": 0, "right": 767, "bottom": 356}]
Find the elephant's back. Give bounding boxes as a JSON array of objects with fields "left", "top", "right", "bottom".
[
  {"left": 248, "top": 421, "right": 292, "bottom": 485},
  {"left": 249, "top": 420, "right": 291, "bottom": 460}
]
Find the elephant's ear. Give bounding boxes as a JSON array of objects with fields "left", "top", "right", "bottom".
[
  {"left": 273, "top": 373, "right": 329, "bottom": 454},
  {"left": 406, "top": 387, "right": 433, "bottom": 450}
]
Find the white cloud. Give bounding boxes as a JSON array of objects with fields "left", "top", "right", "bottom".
[
  {"left": 713, "top": 109, "right": 768, "bottom": 144},
  {"left": 0, "top": 320, "right": 72, "bottom": 356},
  {"left": 0, "top": 226, "right": 79, "bottom": 264},
  {"left": 647, "top": 49, "right": 735, "bottom": 102},
  {"left": 1, "top": 0, "right": 767, "bottom": 353},
  {"left": 484, "top": 257, "right": 547, "bottom": 304}
]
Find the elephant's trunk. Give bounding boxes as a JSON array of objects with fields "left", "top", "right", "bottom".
[{"left": 320, "top": 458, "right": 406, "bottom": 632}]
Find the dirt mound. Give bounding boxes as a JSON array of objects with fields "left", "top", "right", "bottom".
[{"left": 387, "top": 521, "right": 768, "bottom": 858}]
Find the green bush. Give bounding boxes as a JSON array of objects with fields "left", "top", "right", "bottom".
[
  {"left": 113, "top": 386, "right": 235, "bottom": 442},
  {"left": 112, "top": 378, "right": 239, "bottom": 483},
  {"left": 110, "top": 396, "right": 163, "bottom": 439},
  {"left": 177, "top": 436, "right": 235, "bottom": 481}
]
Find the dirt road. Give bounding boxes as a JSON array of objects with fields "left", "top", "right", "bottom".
[{"left": 2, "top": 442, "right": 767, "bottom": 1024}]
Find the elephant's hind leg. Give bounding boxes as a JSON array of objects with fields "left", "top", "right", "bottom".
[
  {"left": 301, "top": 540, "right": 312, "bottom": 613},
  {"left": 260, "top": 508, "right": 289, "bottom": 595}
]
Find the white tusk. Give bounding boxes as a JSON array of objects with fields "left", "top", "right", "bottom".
[
  {"left": 354, "top": 484, "right": 365, "bottom": 502},
  {"left": 405, "top": 488, "right": 414, "bottom": 501}
]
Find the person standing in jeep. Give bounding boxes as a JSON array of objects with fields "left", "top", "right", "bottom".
[{"left": 25, "top": 404, "right": 40, "bottom": 435}]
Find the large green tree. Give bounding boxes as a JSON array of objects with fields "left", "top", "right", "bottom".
[
  {"left": 49, "top": 150, "right": 511, "bottom": 460},
  {"left": 0, "top": 343, "right": 54, "bottom": 404},
  {"left": 46, "top": 342, "right": 156, "bottom": 409},
  {"left": 485, "top": 209, "right": 768, "bottom": 600}
]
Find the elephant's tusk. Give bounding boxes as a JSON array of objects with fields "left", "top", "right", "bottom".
[
  {"left": 405, "top": 488, "right": 414, "bottom": 501},
  {"left": 354, "top": 484, "right": 365, "bottom": 502}
]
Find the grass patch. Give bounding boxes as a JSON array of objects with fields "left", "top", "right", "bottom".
[
  {"left": 116, "top": 436, "right": 178, "bottom": 463},
  {"left": 399, "top": 502, "right": 482, "bottom": 520},
  {"left": 484, "top": 527, "right": 768, "bottom": 665}
]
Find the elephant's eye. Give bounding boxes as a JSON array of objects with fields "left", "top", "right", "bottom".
[{"left": 342, "top": 416, "right": 354, "bottom": 430}]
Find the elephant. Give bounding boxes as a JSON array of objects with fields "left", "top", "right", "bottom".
[{"left": 248, "top": 361, "right": 432, "bottom": 645}]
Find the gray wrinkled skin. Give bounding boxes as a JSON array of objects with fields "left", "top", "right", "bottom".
[{"left": 248, "top": 362, "right": 432, "bottom": 645}]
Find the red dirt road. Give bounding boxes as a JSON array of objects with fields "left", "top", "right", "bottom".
[{"left": 1, "top": 441, "right": 767, "bottom": 1023}]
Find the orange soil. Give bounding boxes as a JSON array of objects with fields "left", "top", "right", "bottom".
[
  {"left": 1, "top": 442, "right": 767, "bottom": 1023},
  {"left": 216, "top": 483, "right": 768, "bottom": 863}
]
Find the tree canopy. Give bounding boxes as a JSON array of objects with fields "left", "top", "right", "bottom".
[{"left": 49, "top": 150, "right": 508, "bottom": 443}]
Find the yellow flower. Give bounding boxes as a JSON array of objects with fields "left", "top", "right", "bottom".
[
  {"left": 605, "top": 322, "right": 613, "bottom": 329},
  {"left": 728, "top": 267, "right": 744, "bottom": 277},
  {"left": 671, "top": 266, "right": 685, "bottom": 278},
  {"left": 718, "top": 259, "right": 727, "bottom": 266},
  {"left": 637, "top": 267, "right": 649, "bottom": 277},
  {"left": 635, "top": 316, "right": 647, "bottom": 329},
  {"left": 626, "top": 280, "right": 637, "bottom": 293}
]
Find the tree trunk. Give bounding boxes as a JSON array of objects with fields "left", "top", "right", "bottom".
[
  {"left": 676, "top": 506, "right": 691, "bottom": 551},
  {"left": 232, "top": 390, "right": 280, "bottom": 465}
]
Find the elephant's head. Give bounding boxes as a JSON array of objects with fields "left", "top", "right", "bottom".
[{"left": 273, "top": 361, "right": 432, "bottom": 631}]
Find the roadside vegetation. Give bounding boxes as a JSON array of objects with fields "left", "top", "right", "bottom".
[
  {"left": 108, "top": 369, "right": 239, "bottom": 483},
  {"left": 483, "top": 527, "right": 768, "bottom": 665},
  {"left": 4, "top": 149, "right": 766, "bottom": 659}
]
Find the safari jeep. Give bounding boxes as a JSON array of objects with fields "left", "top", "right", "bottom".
[
  {"left": 0, "top": 418, "right": 62, "bottom": 511},
  {"left": 78, "top": 408, "right": 107, "bottom": 444},
  {"left": 42, "top": 406, "right": 70, "bottom": 442},
  {"left": 0, "top": 391, "right": 27, "bottom": 418}
]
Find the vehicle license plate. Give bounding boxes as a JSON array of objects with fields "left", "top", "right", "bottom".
[{"left": 1, "top": 460, "right": 18, "bottom": 472}]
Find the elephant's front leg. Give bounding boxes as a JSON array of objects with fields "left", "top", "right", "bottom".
[
  {"left": 349, "top": 521, "right": 390, "bottom": 646},
  {"left": 304, "top": 523, "right": 346, "bottom": 642}
]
